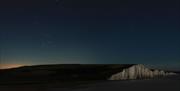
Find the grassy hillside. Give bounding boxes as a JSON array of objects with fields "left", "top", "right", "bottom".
[
  {"left": 0, "top": 64, "right": 135, "bottom": 84},
  {"left": 0, "top": 64, "right": 133, "bottom": 82}
]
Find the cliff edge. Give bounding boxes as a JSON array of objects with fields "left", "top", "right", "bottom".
[{"left": 109, "top": 64, "right": 177, "bottom": 80}]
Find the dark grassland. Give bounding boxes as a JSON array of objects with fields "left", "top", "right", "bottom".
[
  {"left": 0, "top": 64, "right": 179, "bottom": 91},
  {"left": 0, "top": 64, "right": 134, "bottom": 83}
]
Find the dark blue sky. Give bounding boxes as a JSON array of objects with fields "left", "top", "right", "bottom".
[{"left": 0, "top": 0, "right": 180, "bottom": 70}]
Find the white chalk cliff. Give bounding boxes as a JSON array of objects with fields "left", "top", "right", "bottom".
[{"left": 109, "top": 64, "right": 176, "bottom": 80}]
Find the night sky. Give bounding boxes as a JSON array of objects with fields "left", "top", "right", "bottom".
[{"left": 0, "top": 0, "right": 180, "bottom": 70}]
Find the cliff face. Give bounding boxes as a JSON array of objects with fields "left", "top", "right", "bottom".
[{"left": 109, "top": 64, "right": 176, "bottom": 80}]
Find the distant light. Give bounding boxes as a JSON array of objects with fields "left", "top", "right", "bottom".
[{"left": 0, "top": 64, "right": 25, "bottom": 69}]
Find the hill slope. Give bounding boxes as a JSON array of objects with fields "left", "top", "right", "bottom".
[{"left": 0, "top": 64, "right": 177, "bottom": 84}]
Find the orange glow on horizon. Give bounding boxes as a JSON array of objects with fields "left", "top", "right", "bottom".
[{"left": 0, "top": 64, "right": 25, "bottom": 69}]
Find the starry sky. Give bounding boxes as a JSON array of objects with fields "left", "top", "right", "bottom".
[{"left": 0, "top": 0, "right": 180, "bottom": 70}]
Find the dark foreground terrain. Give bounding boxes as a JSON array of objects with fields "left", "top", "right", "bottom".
[
  {"left": 0, "top": 75, "right": 179, "bottom": 91},
  {"left": 0, "top": 64, "right": 179, "bottom": 91},
  {"left": 0, "top": 64, "right": 134, "bottom": 82}
]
